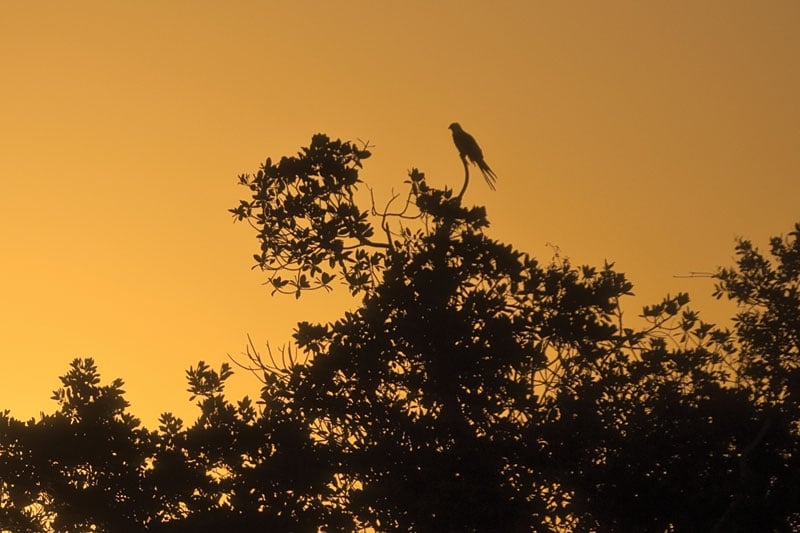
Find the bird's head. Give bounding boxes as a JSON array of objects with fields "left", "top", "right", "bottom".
[{"left": 448, "top": 122, "right": 461, "bottom": 132}]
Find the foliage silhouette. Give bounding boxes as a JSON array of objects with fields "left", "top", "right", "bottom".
[
  {"left": 710, "top": 224, "right": 800, "bottom": 531},
  {"left": 1, "top": 134, "right": 798, "bottom": 532},
  {"left": 229, "top": 134, "right": 385, "bottom": 298}
]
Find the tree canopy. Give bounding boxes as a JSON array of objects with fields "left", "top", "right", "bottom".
[{"left": 2, "top": 134, "right": 798, "bottom": 532}]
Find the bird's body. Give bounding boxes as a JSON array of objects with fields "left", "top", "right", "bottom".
[{"left": 448, "top": 122, "right": 497, "bottom": 190}]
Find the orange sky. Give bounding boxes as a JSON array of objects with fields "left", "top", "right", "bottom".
[{"left": 2, "top": 2, "right": 799, "bottom": 424}]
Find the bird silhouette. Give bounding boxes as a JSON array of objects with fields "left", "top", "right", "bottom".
[{"left": 448, "top": 122, "right": 497, "bottom": 190}]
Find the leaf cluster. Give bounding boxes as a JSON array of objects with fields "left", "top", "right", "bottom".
[{"left": 229, "top": 134, "right": 385, "bottom": 297}]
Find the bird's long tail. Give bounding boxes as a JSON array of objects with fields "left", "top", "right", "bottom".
[{"left": 478, "top": 161, "right": 497, "bottom": 191}]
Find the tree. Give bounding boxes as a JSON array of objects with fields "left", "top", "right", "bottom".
[
  {"left": 230, "top": 134, "right": 678, "bottom": 530},
  {"left": 542, "top": 293, "right": 754, "bottom": 532},
  {"left": 710, "top": 225, "right": 800, "bottom": 530},
  {"left": 0, "top": 358, "right": 348, "bottom": 532},
  {"left": 0, "top": 358, "right": 151, "bottom": 532},
  {"left": 147, "top": 360, "right": 351, "bottom": 532},
  {"left": 231, "top": 133, "right": 800, "bottom": 531},
  {"left": 2, "top": 133, "right": 798, "bottom": 531},
  {"left": 231, "top": 133, "right": 603, "bottom": 529}
]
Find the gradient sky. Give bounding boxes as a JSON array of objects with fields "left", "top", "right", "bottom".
[{"left": 2, "top": 1, "right": 799, "bottom": 424}]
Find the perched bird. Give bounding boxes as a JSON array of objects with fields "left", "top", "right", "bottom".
[{"left": 448, "top": 122, "right": 497, "bottom": 190}]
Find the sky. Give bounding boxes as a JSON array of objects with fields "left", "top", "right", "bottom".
[{"left": 1, "top": 1, "right": 799, "bottom": 424}]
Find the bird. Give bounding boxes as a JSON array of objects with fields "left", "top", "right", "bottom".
[{"left": 448, "top": 122, "right": 497, "bottom": 190}]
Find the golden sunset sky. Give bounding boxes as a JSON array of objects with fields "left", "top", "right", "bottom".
[{"left": 2, "top": 2, "right": 799, "bottom": 424}]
